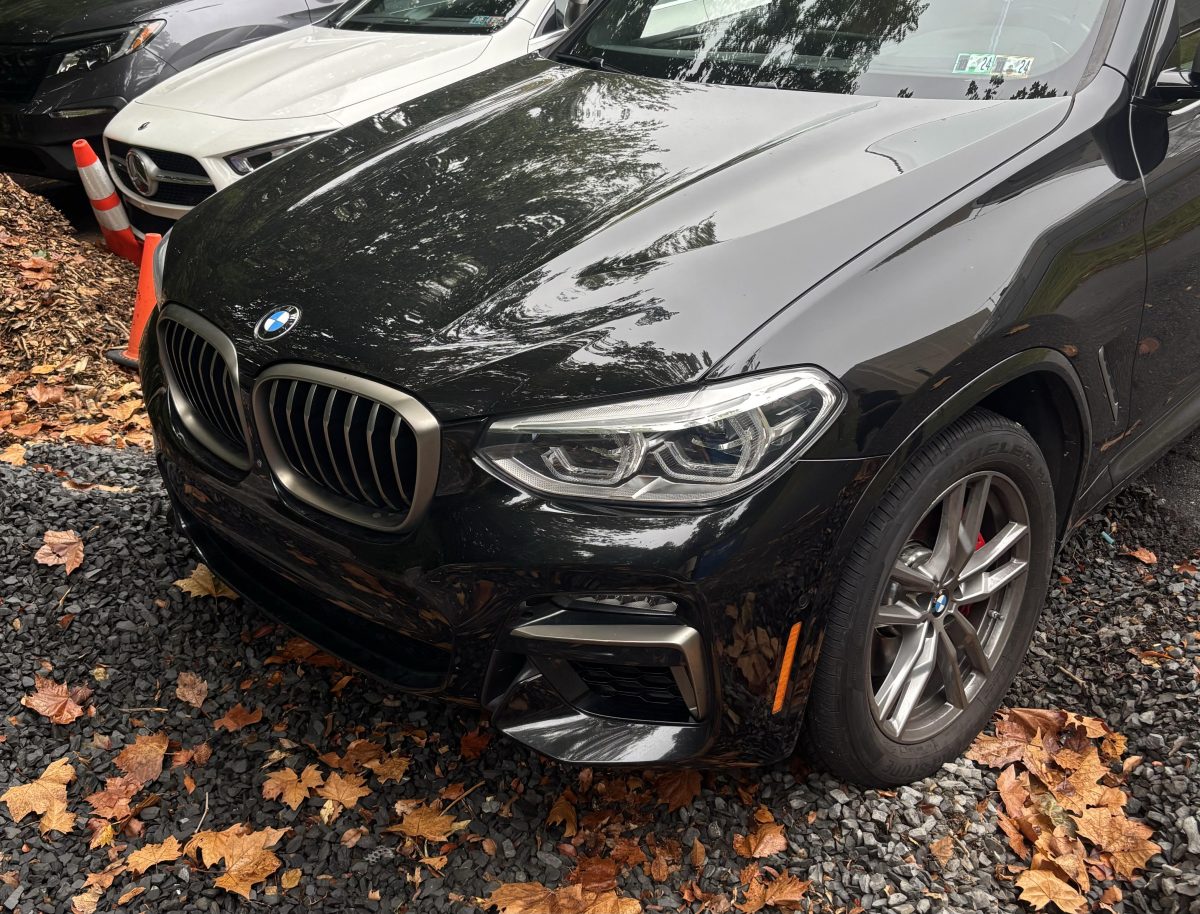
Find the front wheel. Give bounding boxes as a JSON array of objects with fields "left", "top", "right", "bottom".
[{"left": 802, "top": 409, "right": 1057, "bottom": 786}]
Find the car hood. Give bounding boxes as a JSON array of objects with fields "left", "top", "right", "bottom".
[
  {"left": 1, "top": 0, "right": 165, "bottom": 42},
  {"left": 135, "top": 25, "right": 493, "bottom": 121},
  {"left": 165, "top": 57, "right": 1070, "bottom": 420}
]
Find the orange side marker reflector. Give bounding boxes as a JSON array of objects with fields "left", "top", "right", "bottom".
[{"left": 771, "top": 622, "right": 802, "bottom": 714}]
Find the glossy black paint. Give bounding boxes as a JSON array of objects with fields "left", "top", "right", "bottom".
[
  {"left": 0, "top": 0, "right": 339, "bottom": 179},
  {"left": 146, "top": 0, "right": 1200, "bottom": 765}
]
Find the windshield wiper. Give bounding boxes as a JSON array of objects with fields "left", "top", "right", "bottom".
[{"left": 550, "top": 52, "right": 632, "bottom": 74}]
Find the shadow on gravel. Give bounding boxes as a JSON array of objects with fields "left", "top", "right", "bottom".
[{"left": 0, "top": 437, "right": 1197, "bottom": 913}]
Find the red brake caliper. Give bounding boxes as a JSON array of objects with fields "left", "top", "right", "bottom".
[{"left": 961, "top": 534, "right": 986, "bottom": 617}]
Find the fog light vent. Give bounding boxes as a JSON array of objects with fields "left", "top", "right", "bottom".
[{"left": 555, "top": 594, "right": 678, "bottom": 615}]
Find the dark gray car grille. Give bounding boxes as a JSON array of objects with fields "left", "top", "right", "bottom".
[
  {"left": 158, "top": 315, "right": 250, "bottom": 469},
  {"left": 262, "top": 378, "right": 419, "bottom": 514},
  {"left": 0, "top": 45, "right": 53, "bottom": 103}
]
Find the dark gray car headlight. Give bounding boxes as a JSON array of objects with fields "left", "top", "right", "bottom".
[
  {"left": 55, "top": 22, "right": 164, "bottom": 76},
  {"left": 477, "top": 368, "right": 846, "bottom": 505}
]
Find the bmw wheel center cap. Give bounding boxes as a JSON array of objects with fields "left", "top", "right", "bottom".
[{"left": 255, "top": 305, "right": 300, "bottom": 341}]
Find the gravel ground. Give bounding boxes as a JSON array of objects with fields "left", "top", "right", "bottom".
[{"left": 0, "top": 437, "right": 1197, "bottom": 914}]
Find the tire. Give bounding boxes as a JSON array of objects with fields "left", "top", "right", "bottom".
[{"left": 801, "top": 408, "right": 1057, "bottom": 787}]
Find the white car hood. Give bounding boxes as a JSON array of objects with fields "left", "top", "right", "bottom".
[{"left": 136, "top": 25, "right": 494, "bottom": 122}]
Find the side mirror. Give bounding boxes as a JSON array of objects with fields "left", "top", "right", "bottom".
[{"left": 565, "top": 0, "right": 589, "bottom": 26}]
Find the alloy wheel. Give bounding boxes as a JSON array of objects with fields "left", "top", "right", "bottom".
[{"left": 868, "top": 471, "right": 1032, "bottom": 744}]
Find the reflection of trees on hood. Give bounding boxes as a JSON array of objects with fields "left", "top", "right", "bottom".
[{"left": 624, "top": 0, "right": 929, "bottom": 95}]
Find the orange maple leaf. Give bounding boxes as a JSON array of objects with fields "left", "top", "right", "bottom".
[
  {"left": 127, "top": 836, "right": 183, "bottom": 875},
  {"left": 1072, "top": 807, "right": 1161, "bottom": 879},
  {"left": 186, "top": 824, "right": 286, "bottom": 898},
  {"left": 115, "top": 733, "right": 169, "bottom": 786},
  {"left": 1015, "top": 869, "right": 1087, "bottom": 914},
  {"left": 317, "top": 772, "right": 370, "bottom": 811},
  {"left": 86, "top": 775, "right": 141, "bottom": 820},
  {"left": 547, "top": 792, "right": 578, "bottom": 837},
  {"left": 732, "top": 822, "right": 787, "bottom": 859},
  {"left": 1, "top": 757, "right": 75, "bottom": 822},
  {"left": 21, "top": 675, "right": 84, "bottom": 725},
  {"left": 262, "top": 765, "right": 323, "bottom": 810},
  {"left": 34, "top": 529, "right": 84, "bottom": 574},
  {"left": 214, "top": 703, "right": 262, "bottom": 732},
  {"left": 175, "top": 672, "right": 208, "bottom": 709},
  {"left": 364, "top": 752, "right": 409, "bottom": 785},
  {"left": 174, "top": 564, "right": 238, "bottom": 599},
  {"left": 654, "top": 770, "right": 702, "bottom": 813},
  {"left": 391, "top": 802, "right": 467, "bottom": 842}
]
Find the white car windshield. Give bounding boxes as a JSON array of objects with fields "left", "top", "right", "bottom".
[
  {"left": 561, "top": 0, "right": 1111, "bottom": 100},
  {"left": 330, "top": 0, "right": 523, "bottom": 33}
]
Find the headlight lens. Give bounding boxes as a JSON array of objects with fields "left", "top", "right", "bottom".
[
  {"left": 226, "top": 134, "right": 329, "bottom": 176},
  {"left": 477, "top": 368, "right": 846, "bottom": 505},
  {"left": 151, "top": 231, "right": 170, "bottom": 304},
  {"left": 56, "top": 22, "right": 164, "bottom": 76}
]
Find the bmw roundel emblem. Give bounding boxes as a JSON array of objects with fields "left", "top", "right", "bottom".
[{"left": 255, "top": 305, "right": 300, "bottom": 341}]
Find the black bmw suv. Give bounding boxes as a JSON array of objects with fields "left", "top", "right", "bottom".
[{"left": 142, "top": 0, "right": 1200, "bottom": 783}]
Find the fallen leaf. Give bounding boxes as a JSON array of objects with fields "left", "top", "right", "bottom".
[
  {"left": 34, "top": 529, "right": 84, "bottom": 574},
  {"left": 263, "top": 765, "right": 324, "bottom": 810},
  {"left": 70, "top": 886, "right": 102, "bottom": 914},
  {"left": 930, "top": 835, "right": 954, "bottom": 867},
  {"left": 86, "top": 775, "right": 141, "bottom": 820},
  {"left": 655, "top": 770, "right": 702, "bottom": 812},
  {"left": 690, "top": 837, "right": 706, "bottom": 870},
  {"left": 317, "top": 772, "right": 371, "bottom": 812},
  {"left": 1121, "top": 546, "right": 1157, "bottom": 565},
  {"left": 340, "top": 826, "right": 368, "bottom": 848},
  {"left": 39, "top": 799, "right": 76, "bottom": 834},
  {"left": 364, "top": 753, "right": 409, "bottom": 785},
  {"left": 733, "top": 822, "right": 787, "bottom": 859},
  {"left": 1014, "top": 869, "right": 1087, "bottom": 914},
  {"left": 21, "top": 676, "right": 84, "bottom": 725},
  {"left": 391, "top": 803, "right": 466, "bottom": 842},
  {"left": 214, "top": 703, "right": 262, "bottom": 732},
  {"left": 460, "top": 728, "right": 492, "bottom": 760},
  {"left": 116, "top": 885, "right": 145, "bottom": 905},
  {"left": 175, "top": 564, "right": 238, "bottom": 599},
  {"left": 737, "top": 872, "right": 811, "bottom": 913},
  {"left": 281, "top": 868, "right": 302, "bottom": 890},
  {"left": 115, "top": 732, "right": 169, "bottom": 786},
  {"left": 1072, "top": 807, "right": 1160, "bottom": 879},
  {"left": 175, "top": 672, "right": 208, "bottom": 708},
  {"left": 485, "top": 882, "right": 642, "bottom": 914},
  {"left": 1, "top": 757, "right": 75, "bottom": 822},
  {"left": 128, "top": 836, "right": 182, "bottom": 875},
  {"left": 547, "top": 792, "right": 577, "bottom": 837},
  {"left": 0, "top": 443, "right": 25, "bottom": 466},
  {"left": 187, "top": 824, "right": 286, "bottom": 899}
]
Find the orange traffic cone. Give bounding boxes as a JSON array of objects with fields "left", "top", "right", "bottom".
[
  {"left": 73, "top": 139, "right": 142, "bottom": 264},
  {"left": 105, "top": 232, "right": 162, "bottom": 371}
]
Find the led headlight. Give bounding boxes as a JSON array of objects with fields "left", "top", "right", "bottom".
[
  {"left": 226, "top": 134, "right": 329, "bottom": 176},
  {"left": 477, "top": 368, "right": 846, "bottom": 505},
  {"left": 56, "top": 22, "right": 164, "bottom": 76}
]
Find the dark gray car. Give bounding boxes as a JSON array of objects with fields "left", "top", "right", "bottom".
[{"left": 0, "top": 0, "right": 340, "bottom": 180}]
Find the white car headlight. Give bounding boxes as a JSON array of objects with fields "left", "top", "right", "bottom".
[
  {"left": 56, "top": 22, "right": 164, "bottom": 76},
  {"left": 477, "top": 368, "right": 846, "bottom": 505},
  {"left": 226, "top": 134, "right": 330, "bottom": 176}
]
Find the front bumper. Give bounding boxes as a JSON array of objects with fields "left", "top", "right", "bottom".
[
  {"left": 0, "top": 102, "right": 118, "bottom": 178},
  {"left": 143, "top": 319, "right": 879, "bottom": 766}
]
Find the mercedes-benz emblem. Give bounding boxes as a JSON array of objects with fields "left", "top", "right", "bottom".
[{"left": 125, "top": 149, "right": 160, "bottom": 198}]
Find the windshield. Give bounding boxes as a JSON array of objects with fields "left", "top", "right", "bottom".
[
  {"left": 560, "top": 0, "right": 1110, "bottom": 99},
  {"left": 330, "top": 0, "right": 523, "bottom": 33}
]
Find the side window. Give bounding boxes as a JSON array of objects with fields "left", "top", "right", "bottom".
[
  {"left": 539, "top": 0, "right": 566, "bottom": 35},
  {"left": 1182, "top": 0, "right": 1200, "bottom": 68}
]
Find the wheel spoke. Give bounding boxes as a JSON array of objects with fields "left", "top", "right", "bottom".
[
  {"left": 936, "top": 625, "right": 969, "bottom": 709},
  {"left": 885, "top": 626, "right": 940, "bottom": 737},
  {"left": 955, "top": 475, "right": 992, "bottom": 575},
  {"left": 959, "top": 520, "right": 1028, "bottom": 582},
  {"left": 875, "top": 602, "right": 926, "bottom": 627},
  {"left": 874, "top": 622, "right": 928, "bottom": 721},
  {"left": 891, "top": 558, "right": 937, "bottom": 591},
  {"left": 927, "top": 480, "right": 967, "bottom": 580},
  {"left": 947, "top": 611, "right": 992, "bottom": 676},
  {"left": 956, "top": 557, "right": 1028, "bottom": 604}
]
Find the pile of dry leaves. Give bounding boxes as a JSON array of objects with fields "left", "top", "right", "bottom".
[
  {"left": 968, "top": 708, "right": 1159, "bottom": 913},
  {"left": 0, "top": 175, "right": 147, "bottom": 451}
]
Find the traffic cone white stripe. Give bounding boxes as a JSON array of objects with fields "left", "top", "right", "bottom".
[
  {"left": 73, "top": 139, "right": 141, "bottom": 264},
  {"left": 95, "top": 205, "right": 132, "bottom": 233}
]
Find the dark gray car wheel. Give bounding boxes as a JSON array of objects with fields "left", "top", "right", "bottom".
[{"left": 802, "top": 409, "right": 1057, "bottom": 786}]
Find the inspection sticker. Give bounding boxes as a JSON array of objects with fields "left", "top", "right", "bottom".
[
  {"left": 953, "top": 53, "right": 1035, "bottom": 78},
  {"left": 468, "top": 15, "right": 507, "bottom": 27}
]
